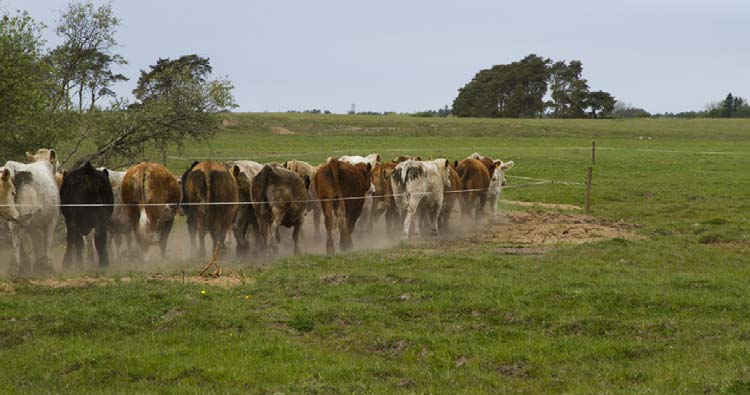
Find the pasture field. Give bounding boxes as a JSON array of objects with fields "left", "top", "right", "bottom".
[{"left": 1, "top": 113, "right": 750, "bottom": 394}]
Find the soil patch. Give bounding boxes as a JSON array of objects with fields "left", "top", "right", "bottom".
[
  {"left": 479, "top": 211, "right": 642, "bottom": 245},
  {"left": 18, "top": 273, "right": 251, "bottom": 289},
  {"left": 271, "top": 126, "right": 295, "bottom": 135}
]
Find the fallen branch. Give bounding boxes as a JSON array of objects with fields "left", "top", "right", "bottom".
[{"left": 198, "top": 243, "right": 221, "bottom": 277}]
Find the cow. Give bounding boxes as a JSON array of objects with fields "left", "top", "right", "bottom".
[
  {"left": 439, "top": 163, "right": 462, "bottom": 232},
  {"left": 370, "top": 161, "right": 400, "bottom": 232},
  {"left": 314, "top": 158, "right": 372, "bottom": 255},
  {"left": 184, "top": 160, "right": 239, "bottom": 257},
  {"left": 455, "top": 158, "right": 497, "bottom": 220},
  {"left": 283, "top": 160, "right": 322, "bottom": 240},
  {"left": 251, "top": 165, "right": 309, "bottom": 255},
  {"left": 225, "top": 160, "right": 263, "bottom": 256},
  {"left": 60, "top": 162, "right": 114, "bottom": 268},
  {"left": 0, "top": 148, "right": 60, "bottom": 276},
  {"left": 391, "top": 159, "right": 450, "bottom": 238},
  {"left": 339, "top": 153, "right": 380, "bottom": 232},
  {"left": 487, "top": 160, "right": 514, "bottom": 218},
  {"left": 393, "top": 155, "right": 421, "bottom": 163},
  {"left": 102, "top": 168, "right": 134, "bottom": 257},
  {"left": 121, "top": 162, "right": 181, "bottom": 258},
  {"left": 466, "top": 153, "right": 514, "bottom": 217},
  {"left": 339, "top": 153, "right": 381, "bottom": 166}
]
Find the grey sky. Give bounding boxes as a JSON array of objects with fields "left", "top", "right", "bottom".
[{"left": 3, "top": 0, "right": 748, "bottom": 114}]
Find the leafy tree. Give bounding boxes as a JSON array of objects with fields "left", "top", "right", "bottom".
[
  {"left": 49, "top": 1, "right": 125, "bottom": 111},
  {"left": 587, "top": 91, "right": 616, "bottom": 118},
  {"left": 0, "top": 10, "right": 72, "bottom": 159},
  {"left": 613, "top": 102, "right": 651, "bottom": 118},
  {"left": 549, "top": 60, "right": 590, "bottom": 118},
  {"left": 74, "top": 54, "right": 236, "bottom": 166}
]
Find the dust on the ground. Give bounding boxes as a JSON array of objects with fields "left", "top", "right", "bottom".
[
  {"left": 502, "top": 200, "right": 583, "bottom": 211},
  {"left": 0, "top": 201, "right": 643, "bottom": 288},
  {"left": 477, "top": 211, "right": 642, "bottom": 245},
  {"left": 14, "top": 272, "right": 250, "bottom": 289}
]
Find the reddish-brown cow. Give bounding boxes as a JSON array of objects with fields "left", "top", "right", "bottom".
[{"left": 314, "top": 158, "right": 372, "bottom": 255}]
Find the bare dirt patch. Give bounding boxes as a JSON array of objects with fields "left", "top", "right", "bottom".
[
  {"left": 480, "top": 211, "right": 642, "bottom": 245},
  {"left": 271, "top": 126, "right": 295, "bottom": 135},
  {"left": 502, "top": 200, "right": 582, "bottom": 211},
  {"left": 17, "top": 273, "right": 251, "bottom": 289}
]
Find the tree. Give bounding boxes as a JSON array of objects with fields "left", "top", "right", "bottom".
[
  {"left": 613, "top": 102, "right": 651, "bottom": 118},
  {"left": 548, "top": 60, "right": 590, "bottom": 118},
  {"left": 0, "top": 10, "right": 72, "bottom": 159},
  {"left": 49, "top": 1, "right": 125, "bottom": 111},
  {"left": 453, "top": 54, "right": 550, "bottom": 118},
  {"left": 74, "top": 54, "right": 236, "bottom": 166},
  {"left": 587, "top": 91, "right": 616, "bottom": 118}
]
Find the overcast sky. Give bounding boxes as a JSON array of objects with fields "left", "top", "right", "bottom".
[{"left": 3, "top": 0, "right": 748, "bottom": 114}]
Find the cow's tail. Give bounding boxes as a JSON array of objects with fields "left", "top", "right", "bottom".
[
  {"left": 138, "top": 167, "right": 149, "bottom": 236},
  {"left": 254, "top": 165, "right": 273, "bottom": 205},
  {"left": 328, "top": 159, "right": 346, "bottom": 218}
]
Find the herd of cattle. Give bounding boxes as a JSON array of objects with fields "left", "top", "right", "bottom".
[{"left": 0, "top": 149, "right": 514, "bottom": 276}]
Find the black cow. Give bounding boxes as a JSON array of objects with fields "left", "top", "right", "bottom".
[
  {"left": 60, "top": 161, "right": 114, "bottom": 268},
  {"left": 180, "top": 161, "right": 200, "bottom": 254}
]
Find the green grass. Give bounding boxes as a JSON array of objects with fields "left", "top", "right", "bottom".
[{"left": 2, "top": 113, "right": 750, "bottom": 393}]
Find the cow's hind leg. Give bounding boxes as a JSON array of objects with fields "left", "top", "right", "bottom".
[
  {"left": 292, "top": 223, "right": 302, "bottom": 256},
  {"left": 159, "top": 218, "right": 174, "bottom": 259},
  {"left": 313, "top": 204, "right": 322, "bottom": 241},
  {"left": 322, "top": 202, "right": 336, "bottom": 255},
  {"left": 232, "top": 209, "right": 250, "bottom": 257},
  {"left": 62, "top": 225, "right": 78, "bottom": 270},
  {"left": 94, "top": 223, "right": 109, "bottom": 267}
]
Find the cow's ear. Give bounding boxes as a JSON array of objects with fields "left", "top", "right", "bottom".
[
  {"left": 501, "top": 161, "right": 514, "bottom": 170},
  {"left": 26, "top": 152, "right": 33, "bottom": 161},
  {"left": 49, "top": 149, "right": 56, "bottom": 162},
  {"left": 415, "top": 156, "right": 422, "bottom": 161},
  {"left": 376, "top": 154, "right": 381, "bottom": 163},
  {"left": 366, "top": 163, "right": 372, "bottom": 172},
  {"left": 428, "top": 154, "right": 433, "bottom": 160},
  {"left": 283, "top": 161, "right": 288, "bottom": 168},
  {"left": 444, "top": 159, "right": 449, "bottom": 168},
  {"left": 102, "top": 168, "right": 108, "bottom": 177},
  {"left": 453, "top": 160, "right": 458, "bottom": 168},
  {"left": 304, "top": 175, "right": 311, "bottom": 190},
  {"left": 1, "top": 168, "right": 10, "bottom": 182},
  {"left": 233, "top": 165, "right": 240, "bottom": 178}
]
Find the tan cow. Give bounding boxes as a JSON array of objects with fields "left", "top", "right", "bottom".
[
  {"left": 251, "top": 165, "right": 309, "bottom": 255},
  {"left": 283, "top": 160, "right": 322, "bottom": 240},
  {"left": 185, "top": 160, "right": 239, "bottom": 257},
  {"left": 121, "top": 162, "right": 181, "bottom": 258}
]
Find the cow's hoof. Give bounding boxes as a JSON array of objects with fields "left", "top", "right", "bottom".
[{"left": 35, "top": 263, "right": 55, "bottom": 276}]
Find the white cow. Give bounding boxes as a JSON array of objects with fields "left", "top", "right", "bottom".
[
  {"left": 391, "top": 159, "right": 451, "bottom": 238},
  {"left": 96, "top": 168, "right": 134, "bottom": 260},
  {"left": 0, "top": 149, "right": 60, "bottom": 276},
  {"left": 339, "top": 153, "right": 380, "bottom": 231},
  {"left": 487, "top": 160, "right": 514, "bottom": 218}
]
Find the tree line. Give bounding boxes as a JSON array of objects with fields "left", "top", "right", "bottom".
[
  {"left": 452, "top": 54, "right": 615, "bottom": 119},
  {"left": 0, "top": 1, "right": 236, "bottom": 167}
]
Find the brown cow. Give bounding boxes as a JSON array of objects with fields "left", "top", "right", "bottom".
[
  {"left": 370, "top": 161, "right": 400, "bottom": 232},
  {"left": 185, "top": 160, "right": 239, "bottom": 257},
  {"left": 251, "top": 165, "right": 309, "bottom": 255},
  {"left": 455, "top": 158, "right": 497, "bottom": 220},
  {"left": 224, "top": 160, "right": 263, "bottom": 256},
  {"left": 314, "top": 158, "right": 372, "bottom": 255},
  {"left": 121, "top": 162, "right": 181, "bottom": 258}
]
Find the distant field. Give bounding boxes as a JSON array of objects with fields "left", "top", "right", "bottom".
[{"left": 2, "top": 113, "right": 750, "bottom": 393}]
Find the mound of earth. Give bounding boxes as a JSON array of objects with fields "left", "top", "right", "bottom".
[{"left": 480, "top": 211, "right": 642, "bottom": 245}]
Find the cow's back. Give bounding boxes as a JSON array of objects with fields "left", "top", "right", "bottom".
[
  {"left": 122, "top": 162, "right": 180, "bottom": 231},
  {"left": 187, "top": 160, "right": 238, "bottom": 230}
]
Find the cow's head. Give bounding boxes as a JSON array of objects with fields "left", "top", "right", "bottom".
[
  {"left": 0, "top": 168, "right": 19, "bottom": 223},
  {"left": 26, "top": 148, "right": 58, "bottom": 172},
  {"left": 492, "top": 160, "right": 514, "bottom": 186},
  {"left": 432, "top": 159, "right": 452, "bottom": 188}
]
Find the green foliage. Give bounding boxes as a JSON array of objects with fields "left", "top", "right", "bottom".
[
  {"left": 0, "top": 10, "right": 71, "bottom": 159},
  {"left": 453, "top": 55, "right": 614, "bottom": 119},
  {"left": 613, "top": 102, "right": 651, "bottom": 118},
  {"left": 453, "top": 54, "right": 551, "bottom": 118},
  {"left": 48, "top": 1, "right": 125, "bottom": 112}
]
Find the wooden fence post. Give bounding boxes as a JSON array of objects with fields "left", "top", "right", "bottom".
[
  {"left": 592, "top": 141, "right": 596, "bottom": 165},
  {"left": 585, "top": 166, "right": 593, "bottom": 215}
]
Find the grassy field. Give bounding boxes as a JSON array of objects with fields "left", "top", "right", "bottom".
[{"left": 1, "top": 113, "right": 749, "bottom": 393}]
